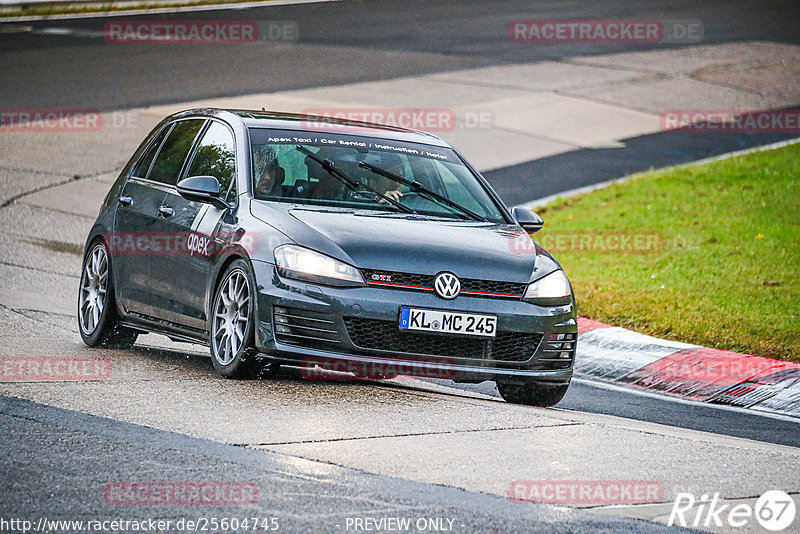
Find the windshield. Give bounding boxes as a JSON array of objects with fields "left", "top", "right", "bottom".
[{"left": 249, "top": 128, "right": 506, "bottom": 222}]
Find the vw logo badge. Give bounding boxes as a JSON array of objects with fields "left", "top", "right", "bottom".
[{"left": 434, "top": 272, "right": 461, "bottom": 300}]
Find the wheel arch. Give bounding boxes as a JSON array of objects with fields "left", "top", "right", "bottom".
[
  {"left": 81, "top": 225, "right": 127, "bottom": 317},
  {"left": 206, "top": 249, "right": 255, "bottom": 332}
]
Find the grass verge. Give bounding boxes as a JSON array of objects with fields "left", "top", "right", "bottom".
[{"left": 536, "top": 143, "right": 800, "bottom": 362}]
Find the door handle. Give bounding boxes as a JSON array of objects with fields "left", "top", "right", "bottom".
[
  {"left": 158, "top": 206, "right": 174, "bottom": 217},
  {"left": 118, "top": 196, "right": 133, "bottom": 207}
]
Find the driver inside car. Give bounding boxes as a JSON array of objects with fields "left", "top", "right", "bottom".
[
  {"left": 363, "top": 154, "right": 405, "bottom": 204},
  {"left": 256, "top": 163, "right": 286, "bottom": 197},
  {"left": 253, "top": 146, "right": 286, "bottom": 197}
]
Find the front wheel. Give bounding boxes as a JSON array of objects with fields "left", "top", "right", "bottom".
[
  {"left": 210, "top": 259, "right": 263, "bottom": 378},
  {"left": 78, "top": 240, "right": 138, "bottom": 349},
  {"left": 497, "top": 381, "right": 569, "bottom": 407}
]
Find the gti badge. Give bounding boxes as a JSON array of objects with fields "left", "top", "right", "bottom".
[{"left": 434, "top": 272, "right": 461, "bottom": 299}]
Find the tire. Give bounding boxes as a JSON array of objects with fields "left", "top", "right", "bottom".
[
  {"left": 210, "top": 259, "right": 264, "bottom": 378},
  {"left": 497, "top": 381, "right": 569, "bottom": 407},
  {"left": 78, "top": 239, "right": 138, "bottom": 349}
]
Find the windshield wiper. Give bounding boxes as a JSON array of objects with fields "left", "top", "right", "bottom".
[
  {"left": 358, "top": 161, "right": 487, "bottom": 222},
  {"left": 295, "top": 145, "right": 416, "bottom": 215}
]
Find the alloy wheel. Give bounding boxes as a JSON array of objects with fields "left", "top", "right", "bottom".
[
  {"left": 212, "top": 269, "right": 251, "bottom": 366},
  {"left": 79, "top": 244, "right": 108, "bottom": 335}
]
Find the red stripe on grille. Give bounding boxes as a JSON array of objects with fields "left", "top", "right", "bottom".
[{"left": 366, "top": 281, "right": 433, "bottom": 291}]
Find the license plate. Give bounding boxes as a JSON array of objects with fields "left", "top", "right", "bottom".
[{"left": 399, "top": 307, "right": 497, "bottom": 337}]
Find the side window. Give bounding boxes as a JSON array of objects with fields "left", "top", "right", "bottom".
[
  {"left": 147, "top": 119, "right": 205, "bottom": 185},
  {"left": 185, "top": 121, "right": 237, "bottom": 201},
  {"left": 131, "top": 125, "right": 171, "bottom": 178}
]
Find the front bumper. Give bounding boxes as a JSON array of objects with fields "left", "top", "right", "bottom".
[{"left": 251, "top": 260, "right": 577, "bottom": 384}]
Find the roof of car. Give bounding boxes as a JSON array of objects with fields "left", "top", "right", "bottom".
[{"left": 184, "top": 108, "right": 453, "bottom": 148}]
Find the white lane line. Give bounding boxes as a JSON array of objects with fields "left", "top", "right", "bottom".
[
  {"left": 1, "top": 0, "right": 342, "bottom": 22},
  {"left": 517, "top": 137, "right": 800, "bottom": 209},
  {"left": 572, "top": 377, "right": 800, "bottom": 424}
]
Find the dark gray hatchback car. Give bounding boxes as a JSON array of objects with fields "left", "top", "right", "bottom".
[{"left": 79, "top": 108, "right": 577, "bottom": 406}]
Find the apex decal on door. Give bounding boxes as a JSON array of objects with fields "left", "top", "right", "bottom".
[{"left": 187, "top": 233, "right": 211, "bottom": 256}]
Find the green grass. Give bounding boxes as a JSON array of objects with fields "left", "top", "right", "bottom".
[{"left": 536, "top": 143, "right": 800, "bottom": 362}]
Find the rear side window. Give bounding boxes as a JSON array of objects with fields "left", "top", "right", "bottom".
[
  {"left": 147, "top": 119, "right": 205, "bottom": 185},
  {"left": 131, "top": 125, "right": 171, "bottom": 179},
  {"left": 185, "top": 121, "right": 237, "bottom": 201}
]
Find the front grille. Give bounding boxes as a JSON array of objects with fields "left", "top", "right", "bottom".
[
  {"left": 361, "top": 269, "right": 526, "bottom": 299},
  {"left": 273, "top": 306, "right": 341, "bottom": 347},
  {"left": 344, "top": 317, "right": 543, "bottom": 363}
]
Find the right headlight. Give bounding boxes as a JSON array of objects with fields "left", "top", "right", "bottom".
[
  {"left": 523, "top": 270, "right": 572, "bottom": 305},
  {"left": 274, "top": 245, "right": 365, "bottom": 287}
]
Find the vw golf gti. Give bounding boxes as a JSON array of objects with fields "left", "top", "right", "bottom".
[{"left": 78, "top": 109, "right": 577, "bottom": 406}]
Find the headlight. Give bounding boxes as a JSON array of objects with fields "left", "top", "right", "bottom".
[
  {"left": 274, "top": 245, "right": 365, "bottom": 287},
  {"left": 523, "top": 270, "right": 572, "bottom": 305}
]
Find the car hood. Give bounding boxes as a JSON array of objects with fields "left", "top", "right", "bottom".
[{"left": 250, "top": 202, "right": 544, "bottom": 282}]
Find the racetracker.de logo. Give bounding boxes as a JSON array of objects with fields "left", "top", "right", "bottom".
[
  {"left": 300, "top": 356, "right": 457, "bottom": 381},
  {"left": 1, "top": 109, "right": 101, "bottom": 132},
  {"left": 509, "top": 480, "right": 664, "bottom": 505},
  {"left": 104, "top": 231, "right": 258, "bottom": 257},
  {"left": 104, "top": 481, "right": 259, "bottom": 505},
  {"left": 509, "top": 231, "right": 663, "bottom": 254},
  {"left": 301, "top": 108, "right": 457, "bottom": 132},
  {"left": 103, "top": 20, "right": 299, "bottom": 44},
  {"left": 0, "top": 356, "right": 111, "bottom": 382},
  {"left": 510, "top": 19, "right": 703, "bottom": 43},
  {"left": 661, "top": 109, "right": 800, "bottom": 134}
]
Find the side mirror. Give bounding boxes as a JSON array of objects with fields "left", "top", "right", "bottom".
[
  {"left": 512, "top": 207, "right": 544, "bottom": 234},
  {"left": 177, "top": 175, "right": 230, "bottom": 209}
]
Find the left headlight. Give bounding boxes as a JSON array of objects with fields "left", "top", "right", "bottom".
[
  {"left": 523, "top": 270, "right": 572, "bottom": 305},
  {"left": 274, "top": 244, "right": 365, "bottom": 287}
]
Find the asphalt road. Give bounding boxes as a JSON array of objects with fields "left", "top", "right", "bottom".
[
  {"left": 3, "top": 394, "right": 681, "bottom": 533},
  {"left": 2, "top": 0, "right": 799, "bottom": 111},
  {"left": 2, "top": 1, "right": 798, "bottom": 205},
  {"left": 1, "top": 1, "right": 799, "bottom": 531},
  {"left": 417, "top": 377, "right": 800, "bottom": 448},
  {"left": 2, "top": 0, "right": 795, "bottom": 438}
]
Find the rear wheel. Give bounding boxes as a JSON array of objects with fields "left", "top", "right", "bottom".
[
  {"left": 210, "top": 259, "right": 265, "bottom": 378},
  {"left": 78, "top": 240, "right": 138, "bottom": 349},
  {"left": 497, "top": 381, "right": 569, "bottom": 407}
]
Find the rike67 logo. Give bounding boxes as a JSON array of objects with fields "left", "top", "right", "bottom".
[{"left": 669, "top": 490, "right": 796, "bottom": 531}]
